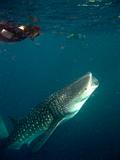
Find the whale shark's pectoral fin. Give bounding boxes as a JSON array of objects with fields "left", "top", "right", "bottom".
[{"left": 29, "top": 121, "right": 60, "bottom": 152}]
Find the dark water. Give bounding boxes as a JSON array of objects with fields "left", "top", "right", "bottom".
[{"left": 0, "top": 0, "right": 120, "bottom": 159}]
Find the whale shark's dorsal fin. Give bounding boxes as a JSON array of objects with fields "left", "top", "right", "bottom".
[
  {"left": 0, "top": 116, "right": 9, "bottom": 139},
  {"left": 29, "top": 120, "right": 61, "bottom": 152}
]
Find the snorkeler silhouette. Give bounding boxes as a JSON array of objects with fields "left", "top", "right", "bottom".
[{"left": 0, "top": 21, "right": 40, "bottom": 42}]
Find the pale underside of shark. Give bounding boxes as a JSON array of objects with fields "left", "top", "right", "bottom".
[{"left": 0, "top": 72, "right": 99, "bottom": 152}]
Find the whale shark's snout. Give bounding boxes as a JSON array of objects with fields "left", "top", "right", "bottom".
[
  {"left": 79, "top": 72, "right": 99, "bottom": 96},
  {"left": 62, "top": 72, "right": 99, "bottom": 117}
]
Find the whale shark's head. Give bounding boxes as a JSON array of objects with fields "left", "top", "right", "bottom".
[{"left": 57, "top": 72, "right": 99, "bottom": 119}]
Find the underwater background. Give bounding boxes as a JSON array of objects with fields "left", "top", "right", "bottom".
[{"left": 0, "top": 0, "right": 120, "bottom": 159}]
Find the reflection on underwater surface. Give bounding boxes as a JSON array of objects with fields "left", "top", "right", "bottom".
[
  {"left": 0, "top": 0, "right": 120, "bottom": 160},
  {"left": 0, "top": 0, "right": 120, "bottom": 35}
]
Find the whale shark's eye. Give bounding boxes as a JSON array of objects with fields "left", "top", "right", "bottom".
[
  {"left": 81, "top": 95, "right": 89, "bottom": 101},
  {"left": 81, "top": 97, "right": 86, "bottom": 101}
]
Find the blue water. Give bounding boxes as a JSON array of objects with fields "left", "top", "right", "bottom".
[{"left": 0, "top": 0, "right": 120, "bottom": 159}]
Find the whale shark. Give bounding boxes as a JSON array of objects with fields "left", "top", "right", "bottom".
[{"left": 0, "top": 72, "right": 99, "bottom": 152}]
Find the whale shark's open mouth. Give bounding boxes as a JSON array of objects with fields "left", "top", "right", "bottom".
[
  {"left": 65, "top": 72, "right": 99, "bottom": 114},
  {"left": 84, "top": 72, "right": 99, "bottom": 97}
]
